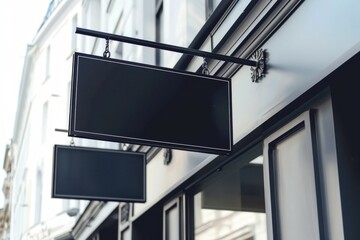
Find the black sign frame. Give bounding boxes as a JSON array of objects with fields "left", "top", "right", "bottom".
[
  {"left": 52, "top": 145, "right": 146, "bottom": 202},
  {"left": 69, "top": 52, "right": 233, "bottom": 154}
]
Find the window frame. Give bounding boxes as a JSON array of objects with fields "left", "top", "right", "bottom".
[
  {"left": 175, "top": 0, "right": 304, "bottom": 77},
  {"left": 263, "top": 110, "right": 324, "bottom": 240},
  {"left": 185, "top": 144, "right": 264, "bottom": 240},
  {"left": 163, "top": 196, "right": 183, "bottom": 240}
]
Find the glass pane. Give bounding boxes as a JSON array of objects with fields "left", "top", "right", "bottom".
[
  {"left": 158, "top": 0, "right": 206, "bottom": 67},
  {"left": 156, "top": 3, "right": 164, "bottom": 66},
  {"left": 165, "top": 204, "right": 180, "bottom": 240},
  {"left": 212, "top": 0, "right": 252, "bottom": 48},
  {"left": 207, "top": 0, "right": 222, "bottom": 18},
  {"left": 270, "top": 121, "right": 320, "bottom": 239},
  {"left": 193, "top": 156, "right": 267, "bottom": 240},
  {"left": 121, "top": 227, "right": 131, "bottom": 240}
]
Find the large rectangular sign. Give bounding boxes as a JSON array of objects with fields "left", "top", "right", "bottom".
[
  {"left": 69, "top": 52, "right": 232, "bottom": 154},
  {"left": 52, "top": 145, "right": 146, "bottom": 202}
]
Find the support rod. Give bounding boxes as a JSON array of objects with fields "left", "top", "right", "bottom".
[
  {"left": 76, "top": 27, "right": 258, "bottom": 67},
  {"left": 55, "top": 128, "right": 68, "bottom": 133}
]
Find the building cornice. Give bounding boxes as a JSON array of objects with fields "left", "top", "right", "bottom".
[{"left": 32, "top": 0, "right": 81, "bottom": 47}]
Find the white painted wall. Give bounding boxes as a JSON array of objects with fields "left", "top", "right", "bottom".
[
  {"left": 10, "top": 1, "right": 85, "bottom": 239},
  {"left": 231, "top": 0, "right": 360, "bottom": 143}
]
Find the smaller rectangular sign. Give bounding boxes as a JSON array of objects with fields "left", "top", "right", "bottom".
[{"left": 52, "top": 145, "right": 146, "bottom": 202}]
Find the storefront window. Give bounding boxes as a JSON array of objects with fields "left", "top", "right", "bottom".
[
  {"left": 156, "top": 0, "right": 207, "bottom": 67},
  {"left": 193, "top": 155, "right": 267, "bottom": 240},
  {"left": 164, "top": 198, "right": 181, "bottom": 240}
]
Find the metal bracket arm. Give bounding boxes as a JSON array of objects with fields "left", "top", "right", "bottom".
[
  {"left": 76, "top": 27, "right": 257, "bottom": 67},
  {"left": 76, "top": 27, "right": 267, "bottom": 81}
]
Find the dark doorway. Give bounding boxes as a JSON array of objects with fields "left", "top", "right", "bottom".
[
  {"left": 331, "top": 50, "right": 360, "bottom": 240},
  {"left": 132, "top": 203, "right": 163, "bottom": 240}
]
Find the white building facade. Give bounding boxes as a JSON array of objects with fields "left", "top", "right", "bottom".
[
  {"left": 11, "top": 0, "right": 83, "bottom": 239},
  {"left": 9, "top": 0, "right": 360, "bottom": 240}
]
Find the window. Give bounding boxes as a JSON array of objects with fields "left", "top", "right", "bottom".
[
  {"left": 191, "top": 146, "right": 267, "bottom": 240},
  {"left": 71, "top": 14, "right": 78, "bottom": 52},
  {"left": 83, "top": 0, "right": 101, "bottom": 53},
  {"left": 45, "top": 45, "right": 51, "bottom": 80},
  {"left": 62, "top": 199, "right": 70, "bottom": 212},
  {"left": 210, "top": 0, "right": 253, "bottom": 50},
  {"left": 155, "top": 0, "right": 206, "bottom": 67},
  {"left": 206, "top": 0, "right": 222, "bottom": 19},
  {"left": 263, "top": 111, "right": 323, "bottom": 240},
  {"left": 163, "top": 197, "right": 182, "bottom": 240},
  {"left": 121, "top": 227, "right": 131, "bottom": 240},
  {"left": 34, "top": 169, "right": 43, "bottom": 224},
  {"left": 113, "top": 12, "right": 124, "bottom": 60},
  {"left": 41, "top": 101, "right": 48, "bottom": 143},
  {"left": 155, "top": 0, "right": 164, "bottom": 66},
  {"left": 116, "top": 42, "right": 123, "bottom": 58},
  {"left": 120, "top": 203, "right": 131, "bottom": 240},
  {"left": 65, "top": 81, "right": 71, "bottom": 127}
]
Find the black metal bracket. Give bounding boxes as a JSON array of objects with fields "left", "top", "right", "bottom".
[
  {"left": 163, "top": 149, "right": 172, "bottom": 165},
  {"left": 75, "top": 27, "right": 266, "bottom": 81}
]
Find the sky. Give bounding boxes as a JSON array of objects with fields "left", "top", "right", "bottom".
[{"left": 0, "top": 0, "right": 49, "bottom": 206}]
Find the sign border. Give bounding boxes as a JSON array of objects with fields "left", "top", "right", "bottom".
[
  {"left": 52, "top": 145, "right": 146, "bottom": 202},
  {"left": 69, "top": 52, "right": 233, "bottom": 154}
]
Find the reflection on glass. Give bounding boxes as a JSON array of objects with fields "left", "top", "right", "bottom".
[
  {"left": 194, "top": 156, "right": 267, "bottom": 240},
  {"left": 206, "top": 0, "right": 222, "bottom": 18},
  {"left": 156, "top": 0, "right": 206, "bottom": 67},
  {"left": 165, "top": 204, "right": 180, "bottom": 240},
  {"left": 121, "top": 227, "right": 131, "bottom": 240}
]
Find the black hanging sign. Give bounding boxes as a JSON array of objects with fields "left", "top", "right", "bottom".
[
  {"left": 52, "top": 145, "right": 146, "bottom": 202},
  {"left": 69, "top": 52, "right": 233, "bottom": 154}
]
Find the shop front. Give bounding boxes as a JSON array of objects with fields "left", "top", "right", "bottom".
[{"left": 71, "top": 0, "right": 360, "bottom": 239}]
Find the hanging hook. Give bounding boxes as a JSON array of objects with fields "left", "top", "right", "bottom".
[
  {"left": 103, "top": 38, "right": 111, "bottom": 58},
  {"left": 202, "top": 58, "right": 209, "bottom": 75}
]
